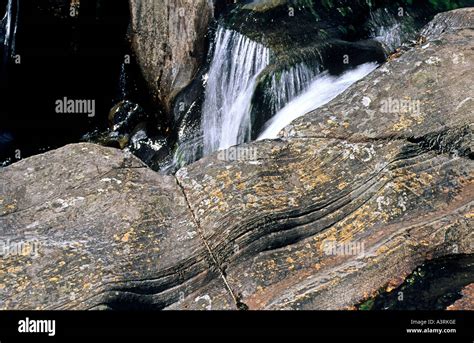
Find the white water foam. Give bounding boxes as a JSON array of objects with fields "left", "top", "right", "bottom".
[
  {"left": 258, "top": 62, "right": 378, "bottom": 140},
  {"left": 202, "top": 25, "right": 270, "bottom": 155}
]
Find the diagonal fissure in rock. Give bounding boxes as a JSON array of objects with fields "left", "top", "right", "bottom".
[{"left": 173, "top": 175, "right": 248, "bottom": 310}]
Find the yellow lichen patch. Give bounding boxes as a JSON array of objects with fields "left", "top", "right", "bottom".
[
  {"left": 121, "top": 228, "right": 135, "bottom": 243},
  {"left": 392, "top": 115, "right": 415, "bottom": 132},
  {"left": 376, "top": 245, "right": 389, "bottom": 255},
  {"left": 7, "top": 266, "right": 21, "bottom": 274},
  {"left": 215, "top": 171, "right": 233, "bottom": 188},
  {"left": 6, "top": 203, "right": 16, "bottom": 210},
  {"left": 417, "top": 172, "right": 434, "bottom": 186},
  {"left": 337, "top": 181, "right": 348, "bottom": 190},
  {"left": 303, "top": 173, "right": 331, "bottom": 191}
]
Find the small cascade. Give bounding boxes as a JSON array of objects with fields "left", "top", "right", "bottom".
[
  {"left": 373, "top": 23, "right": 403, "bottom": 54},
  {"left": 117, "top": 62, "right": 129, "bottom": 101},
  {"left": 368, "top": 8, "right": 408, "bottom": 54},
  {"left": 267, "top": 62, "right": 320, "bottom": 116},
  {"left": 202, "top": 25, "right": 270, "bottom": 155},
  {"left": 258, "top": 62, "right": 378, "bottom": 140},
  {"left": 168, "top": 134, "right": 203, "bottom": 172},
  {"left": 1, "top": 0, "right": 19, "bottom": 61}
]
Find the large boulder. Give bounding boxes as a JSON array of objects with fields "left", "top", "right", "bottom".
[
  {"left": 0, "top": 144, "right": 235, "bottom": 310},
  {"left": 421, "top": 7, "right": 474, "bottom": 40},
  {"left": 129, "top": 0, "right": 214, "bottom": 114},
  {"left": 1, "top": 8, "right": 473, "bottom": 310}
]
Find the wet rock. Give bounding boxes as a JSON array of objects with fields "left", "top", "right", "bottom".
[
  {"left": 421, "top": 7, "right": 474, "bottom": 40},
  {"left": 129, "top": 0, "right": 214, "bottom": 114}
]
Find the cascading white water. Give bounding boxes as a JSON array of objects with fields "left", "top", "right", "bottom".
[
  {"left": 374, "top": 23, "right": 403, "bottom": 53},
  {"left": 368, "top": 8, "right": 408, "bottom": 54},
  {"left": 202, "top": 25, "right": 270, "bottom": 155},
  {"left": 268, "top": 62, "right": 319, "bottom": 115},
  {"left": 1, "top": 0, "right": 18, "bottom": 58},
  {"left": 258, "top": 62, "right": 378, "bottom": 140}
]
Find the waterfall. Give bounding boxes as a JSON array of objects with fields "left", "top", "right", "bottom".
[
  {"left": 258, "top": 62, "right": 378, "bottom": 140},
  {"left": 1, "top": 0, "right": 19, "bottom": 60},
  {"left": 373, "top": 23, "right": 403, "bottom": 54},
  {"left": 267, "top": 62, "right": 320, "bottom": 116},
  {"left": 117, "top": 62, "right": 129, "bottom": 100},
  {"left": 202, "top": 25, "right": 270, "bottom": 155},
  {"left": 368, "top": 8, "right": 408, "bottom": 54}
]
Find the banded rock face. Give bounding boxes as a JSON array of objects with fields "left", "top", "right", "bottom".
[
  {"left": 129, "top": 0, "right": 213, "bottom": 113},
  {"left": 0, "top": 144, "right": 235, "bottom": 310},
  {"left": 175, "top": 8, "right": 474, "bottom": 309},
  {"left": 1, "top": 8, "right": 473, "bottom": 310}
]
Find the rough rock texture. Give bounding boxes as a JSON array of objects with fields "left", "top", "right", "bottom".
[
  {"left": 175, "top": 9, "right": 474, "bottom": 309},
  {"left": 0, "top": 144, "right": 235, "bottom": 310},
  {"left": 447, "top": 283, "right": 474, "bottom": 310},
  {"left": 1, "top": 9, "right": 473, "bottom": 310},
  {"left": 422, "top": 7, "right": 474, "bottom": 40},
  {"left": 129, "top": 0, "right": 213, "bottom": 114}
]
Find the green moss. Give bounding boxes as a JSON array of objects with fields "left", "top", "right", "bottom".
[{"left": 358, "top": 298, "right": 375, "bottom": 310}]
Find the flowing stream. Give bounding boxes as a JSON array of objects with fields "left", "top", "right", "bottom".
[{"left": 258, "top": 62, "right": 378, "bottom": 140}]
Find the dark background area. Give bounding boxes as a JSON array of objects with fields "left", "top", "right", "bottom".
[{"left": 0, "top": 0, "right": 131, "bottom": 163}]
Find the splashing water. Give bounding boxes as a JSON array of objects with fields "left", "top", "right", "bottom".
[
  {"left": 258, "top": 62, "right": 378, "bottom": 140},
  {"left": 202, "top": 25, "right": 270, "bottom": 155},
  {"left": 368, "top": 8, "right": 411, "bottom": 54},
  {"left": 374, "top": 23, "right": 403, "bottom": 53},
  {"left": 267, "top": 62, "right": 320, "bottom": 116}
]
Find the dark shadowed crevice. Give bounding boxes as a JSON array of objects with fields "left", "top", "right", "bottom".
[{"left": 357, "top": 254, "right": 474, "bottom": 310}]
